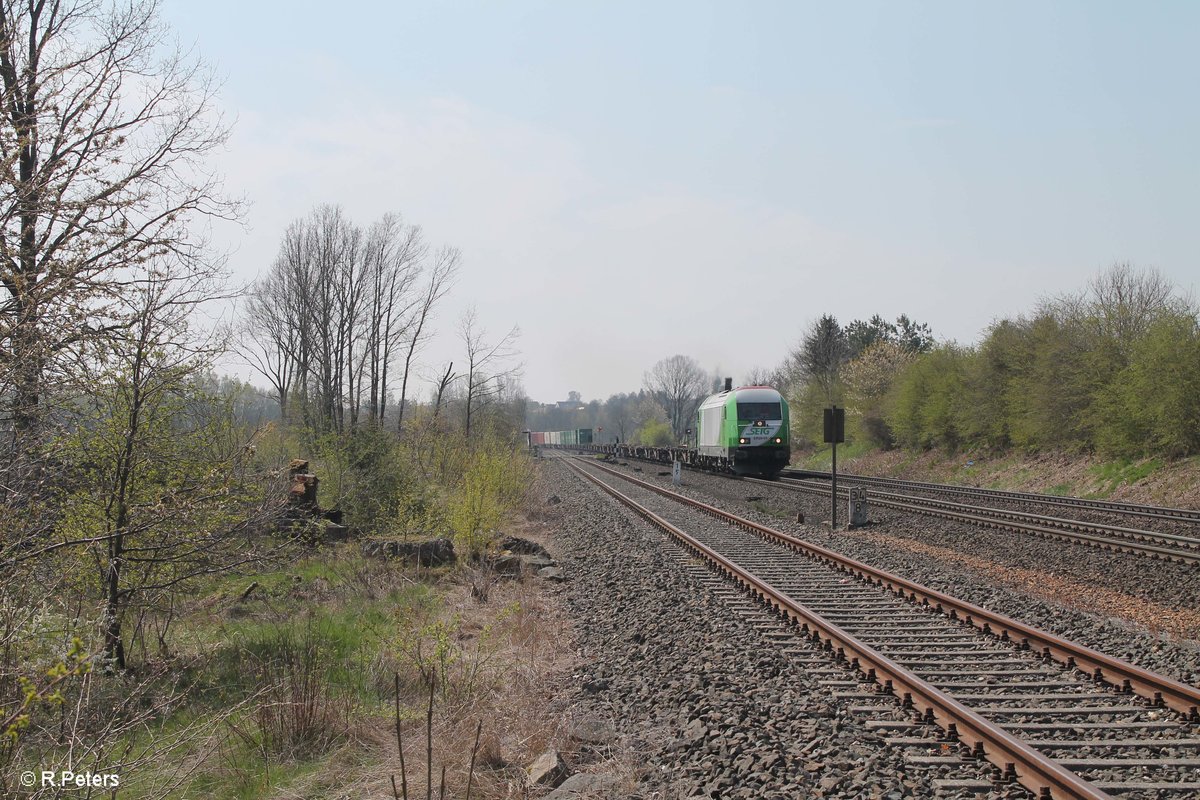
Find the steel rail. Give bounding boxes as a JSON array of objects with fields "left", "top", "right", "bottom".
[
  {"left": 556, "top": 446, "right": 1200, "bottom": 563},
  {"left": 782, "top": 469, "right": 1200, "bottom": 524},
  {"left": 562, "top": 457, "right": 1116, "bottom": 800},
  {"left": 811, "top": 482, "right": 1200, "bottom": 548},
  {"left": 576, "top": 457, "right": 1200, "bottom": 721},
  {"left": 759, "top": 475, "right": 1200, "bottom": 565}
]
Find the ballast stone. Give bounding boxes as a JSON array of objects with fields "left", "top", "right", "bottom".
[
  {"left": 543, "top": 773, "right": 618, "bottom": 799},
  {"left": 569, "top": 716, "right": 616, "bottom": 745},
  {"left": 527, "top": 748, "right": 569, "bottom": 788},
  {"left": 538, "top": 565, "right": 566, "bottom": 582}
]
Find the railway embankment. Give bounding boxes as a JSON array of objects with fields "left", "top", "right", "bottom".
[{"left": 801, "top": 448, "right": 1200, "bottom": 510}]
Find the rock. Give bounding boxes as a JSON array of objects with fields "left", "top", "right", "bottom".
[
  {"left": 543, "top": 773, "right": 618, "bottom": 799},
  {"left": 499, "top": 535, "right": 551, "bottom": 558},
  {"left": 493, "top": 554, "right": 524, "bottom": 575},
  {"left": 361, "top": 537, "right": 455, "bottom": 566},
  {"left": 570, "top": 717, "right": 617, "bottom": 745},
  {"left": 684, "top": 718, "right": 707, "bottom": 743},
  {"left": 521, "top": 554, "right": 555, "bottom": 570},
  {"left": 546, "top": 495, "right": 562, "bottom": 506},
  {"left": 538, "top": 566, "right": 566, "bottom": 582},
  {"left": 324, "top": 523, "right": 350, "bottom": 542},
  {"left": 527, "top": 749, "right": 568, "bottom": 788},
  {"left": 819, "top": 775, "right": 842, "bottom": 793}
]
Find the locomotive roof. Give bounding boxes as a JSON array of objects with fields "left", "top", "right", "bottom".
[{"left": 698, "top": 385, "right": 784, "bottom": 410}]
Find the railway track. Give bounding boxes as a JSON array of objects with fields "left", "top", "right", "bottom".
[
  {"left": 784, "top": 470, "right": 1200, "bottom": 526},
  {"left": 557, "top": 446, "right": 1199, "bottom": 564},
  {"left": 756, "top": 475, "right": 1200, "bottom": 565},
  {"left": 563, "top": 455, "right": 1200, "bottom": 799}
]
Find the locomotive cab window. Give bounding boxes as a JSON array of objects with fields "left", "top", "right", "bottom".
[{"left": 737, "top": 402, "right": 782, "bottom": 420}]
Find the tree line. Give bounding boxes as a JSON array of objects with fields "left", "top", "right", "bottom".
[
  {"left": 536, "top": 264, "right": 1197, "bottom": 460},
  {"left": 885, "top": 265, "right": 1199, "bottom": 457}
]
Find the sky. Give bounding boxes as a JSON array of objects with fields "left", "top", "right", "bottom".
[{"left": 160, "top": 0, "right": 1200, "bottom": 403}]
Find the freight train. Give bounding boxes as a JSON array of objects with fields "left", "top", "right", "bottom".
[
  {"left": 530, "top": 380, "right": 790, "bottom": 477},
  {"left": 530, "top": 428, "right": 593, "bottom": 447}
]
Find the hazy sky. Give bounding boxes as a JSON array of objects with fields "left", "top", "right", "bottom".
[{"left": 162, "top": 0, "right": 1199, "bottom": 402}]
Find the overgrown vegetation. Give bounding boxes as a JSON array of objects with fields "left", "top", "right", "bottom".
[
  {"left": 0, "top": 4, "right": 533, "bottom": 797},
  {"left": 885, "top": 265, "right": 1199, "bottom": 457}
]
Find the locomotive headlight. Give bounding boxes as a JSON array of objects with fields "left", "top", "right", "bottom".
[
  {"left": 774, "top": 437, "right": 782, "bottom": 443},
  {"left": 739, "top": 437, "right": 746, "bottom": 444}
]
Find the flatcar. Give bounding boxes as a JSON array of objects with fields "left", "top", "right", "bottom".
[{"left": 530, "top": 380, "right": 790, "bottom": 478}]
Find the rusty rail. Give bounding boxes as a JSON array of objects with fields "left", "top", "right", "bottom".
[
  {"left": 563, "top": 457, "right": 1115, "bottom": 800},
  {"left": 762, "top": 475, "right": 1200, "bottom": 565},
  {"left": 577, "top": 457, "right": 1200, "bottom": 720},
  {"left": 782, "top": 469, "right": 1200, "bottom": 524}
]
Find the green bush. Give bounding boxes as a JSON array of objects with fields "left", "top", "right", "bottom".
[
  {"left": 887, "top": 344, "right": 969, "bottom": 450},
  {"left": 636, "top": 419, "right": 674, "bottom": 446},
  {"left": 1093, "top": 313, "right": 1200, "bottom": 457},
  {"left": 447, "top": 433, "right": 532, "bottom": 558}
]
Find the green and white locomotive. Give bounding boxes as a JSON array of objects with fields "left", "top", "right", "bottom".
[
  {"left": 531, "top": 380, "right": 790, "bottom": 478},
  {"left": 694, "top": 380, "right": 790, "bottom": 476}
]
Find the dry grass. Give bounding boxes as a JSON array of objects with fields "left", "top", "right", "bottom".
[{"left": 330, "top": 514, "right": 588, "bottom": 799}]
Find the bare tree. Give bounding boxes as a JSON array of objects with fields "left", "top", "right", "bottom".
[
  {"left": 601, "top": 393, "right": 635, "bottom": 443},
  {"left": 458, "top": 307, "right": 520, "bottom": 438},
  {"left": 0, "top": 0, "right": 237, "bottom": 440},
  {"left": 1047, "top": 263, "right": 1185, "bottom": 353},
  {"left": 242, "top": 249, "right": 302, "bottom": 419},
  {"left": 48, "top": 266, "right": 281, "bottom": 667},
  {"left": 242, "top": 209, "right": 457, "bottom": 433},
  {"left": 361, "top": 215, "right": 421, "bottom": 425},
  {"left": 395, "top": 246, "right": 458, "bottom": 432},
  {"left": 431, "top": 361, "right": 454, "bottom": 421},
  {"left": 643, "top": 355, "right": 708, "bottom": 440},
  {"left": 743, "top": 366, "right": 779, "bottom": 387}
]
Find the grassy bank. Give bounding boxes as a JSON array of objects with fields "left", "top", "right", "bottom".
[
  {"left": 68, "top": 539, "right": 568, "bottom": 799},
  {"left": 794, "top": 446, "right": 1200, "bottom": 507}
]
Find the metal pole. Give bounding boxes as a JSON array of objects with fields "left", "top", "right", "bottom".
[{"left": 831, "top": 439, "right": 838, "bottom": 530}]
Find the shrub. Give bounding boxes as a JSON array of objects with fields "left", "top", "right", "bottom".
[{"left": 636, "top": 419, "right": 674, "bottom": 446}]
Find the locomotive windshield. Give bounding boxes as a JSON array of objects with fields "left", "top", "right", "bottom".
[{"left": 736, "top": 402, "right": 782, "bottom": 420}]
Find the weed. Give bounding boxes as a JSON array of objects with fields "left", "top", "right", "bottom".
[{"left": 1089, "top": 458, "right": 1164, "bottom": 495}]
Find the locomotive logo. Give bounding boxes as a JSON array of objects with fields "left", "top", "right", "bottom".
[{"left": 740, "top": 422, "right": 781, "bottom": 442}]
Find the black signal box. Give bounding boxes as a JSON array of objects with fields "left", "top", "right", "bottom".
[{"left": 823, "top": 407, "right": 845, "bottom": 444}]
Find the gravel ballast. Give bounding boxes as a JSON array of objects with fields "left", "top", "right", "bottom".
[
  {"left": 589, "top": 455, "right": 1200, "bottom": 689},
  {"left": 540, "top": 457, "right": 1030, "bottom": 799}
]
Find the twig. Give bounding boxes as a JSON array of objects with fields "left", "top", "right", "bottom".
[
  {"left": 438, "top": 765, "right": 446, "bottom": 800},
  {"left": 426, "top": 668, "right": 435, "bottom": 800},
  {"left": 465, "top": 719, "right": 483, "bottom": 800},
  {"left": 393, "top": 673, "right": 408, "bottom": 800}
]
